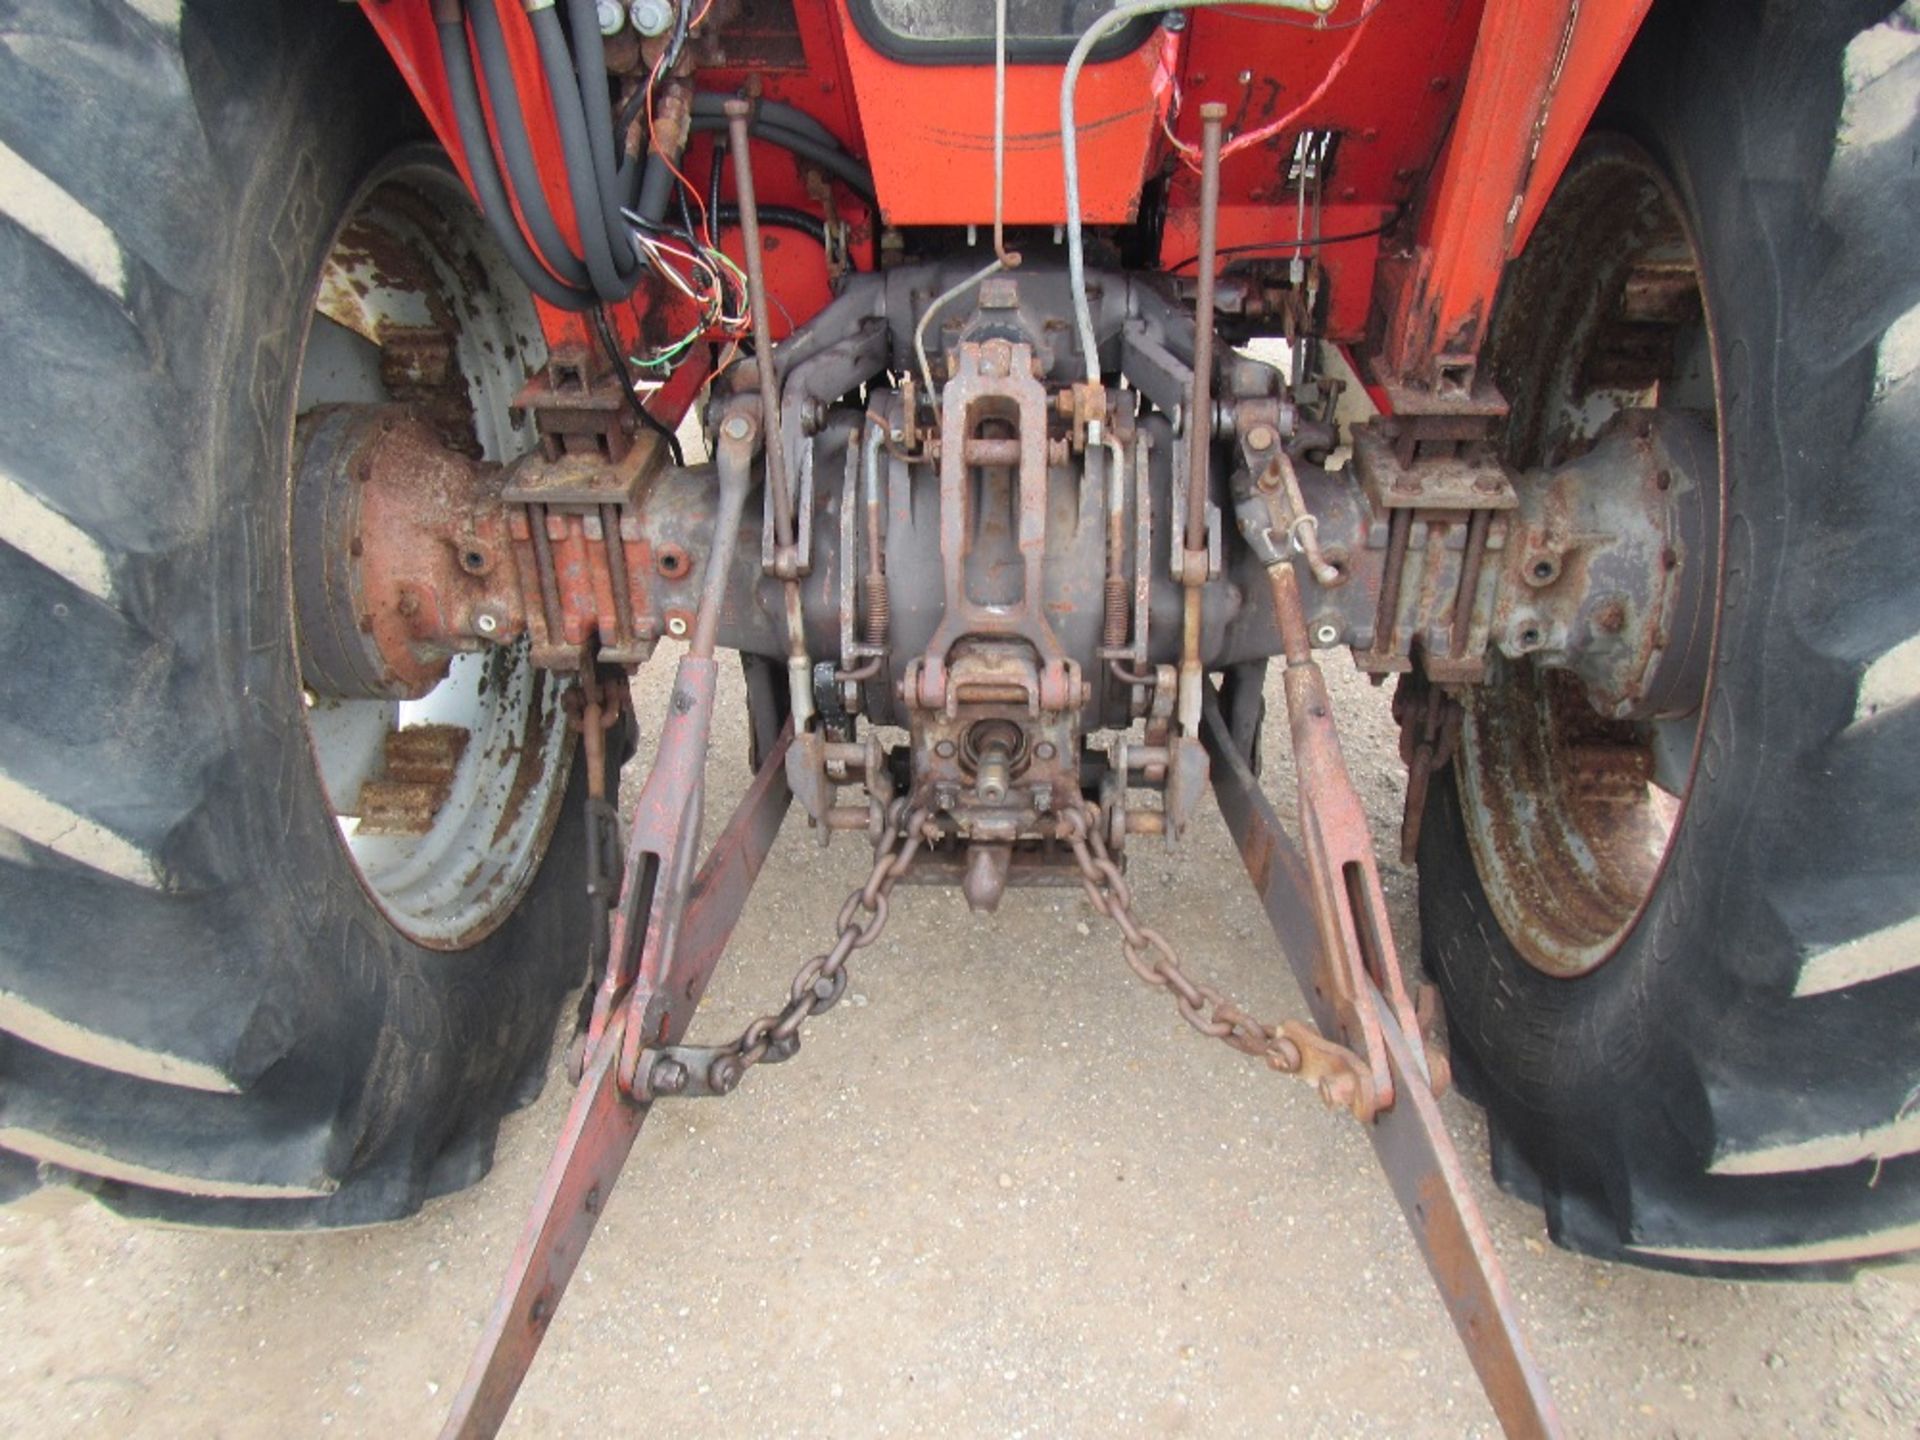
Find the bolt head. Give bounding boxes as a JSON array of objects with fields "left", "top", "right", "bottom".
[
  {"left": 649, "top": 1056, "right": 689, "bottom": 1095},
  {"left": 708, "top": 1055, "right": 744, "bottom": 1095},
  {"left": 1245, "top": 424, "right": 1276, "bottom": 452},
  {"left": 595, "top": 0, "right": 625, "bottom": 34},
  {"left": 1319, "top": 1074, "right": 1355, "bottom": 1109},
  {"left": 721, "top": 415, "right": 752, "bottom": 441},
  {"left": 628, "top": 0, "right": 673, "bottom": 35}
]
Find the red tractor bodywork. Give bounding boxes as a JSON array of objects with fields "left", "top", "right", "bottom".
[{"left": 362, "top": 0, "right": 1651, "bottom": 410}]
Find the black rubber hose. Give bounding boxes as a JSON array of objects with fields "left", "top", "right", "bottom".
[
  {"left": 627, "top": 85, "right": 851, "bottom": 231},
  {"left": 464, "top": 0, "right": 593, "bottom": 292},
  {"left": 717, "top": 203, "right": 828, "bottom": 244},
  {"left": 615, "top": 78, "right": 650, "bottom": 157},
  {"left": 689, "top": 93, "right": 841, "bottom": 152},
  {"left": 686, "top": 116, "right": 876, "bottom": 201},
  {"left": 636, "top": 145, "right": 679, "bottom": 226},
  {"left": 438, "top": 13, "right": 595, "bottom": 310},
  {"left": 528, "top": 0, "right": 641, "bottom": 300},
  {"left": 562, "top": 0, "right": 642, "bottom": 274},
  {"left": 707, "top": 133, "right": 832, "bottom": 248}
]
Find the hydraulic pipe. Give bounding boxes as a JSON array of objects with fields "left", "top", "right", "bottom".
[
  {"left": 439, "top": 1, "right": 593, "bottom": 308},
  {"left": 991, "top": 0, "right": 1019, "bottom": 267},
  {"left": 528, "top": 1, "right": 641, "bottom": 298}
]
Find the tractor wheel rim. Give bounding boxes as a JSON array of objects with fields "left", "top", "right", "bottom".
[
  {"left": 288, "top": 150, "right": 572, "bottom": 949},
  {"left": 1457, "top": 138, "right": 1729, "bottom": 979}
]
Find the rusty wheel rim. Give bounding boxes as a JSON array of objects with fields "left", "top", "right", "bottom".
[
  {"left": 1457, "top": 139, "right": 1727, "bottom": 979},
  {"left": 289, "top": 150, "right": 572, "bottom": 949}
]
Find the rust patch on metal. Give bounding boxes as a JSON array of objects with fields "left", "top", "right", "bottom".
[
  {"left": 356, "top": 724, "right": 470, "bottom": 836},
  {"left": 1460, "top": 664, "right": 1673, "bottom": 976},
  {"left": 489, "top": 672, "right": 555, "bottom": 851}
]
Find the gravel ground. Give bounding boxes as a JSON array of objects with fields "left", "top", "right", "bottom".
[{"left": 3, "top": 653, "right": 1917, "bottom": 1439}]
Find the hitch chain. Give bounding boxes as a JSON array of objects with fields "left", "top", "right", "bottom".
[
  {"left": 635, "top": 800, "right": 934, "bottom": 1101},
  {"left": 1058, "top": 802, "right": 1376, "bottom": 1116}
]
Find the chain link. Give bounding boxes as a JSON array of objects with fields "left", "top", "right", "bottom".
[
  {"left": 708, "top": 798, "right": 931, "bottom": 1079},
  {"left": 638, "top": 787, "right": 1372, "bottom": 1113},
  {"left": 1058, "top": 801, "right": 1325, "bottom": 1077}
]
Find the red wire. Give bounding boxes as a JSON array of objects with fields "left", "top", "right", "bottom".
[
  {"left": 645, "top": 0, "right": 719, "bottom": 245},
  {"left": 1179, "top": 0, "right": 1384, "bottom": 174}
]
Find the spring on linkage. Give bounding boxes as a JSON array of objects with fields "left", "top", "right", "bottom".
[
  {"left": 1102, "top": 574, "right": 1129, "bottom": 649},
  {"left": 863, "top": 572, "right": 891, "bottom": 647}
]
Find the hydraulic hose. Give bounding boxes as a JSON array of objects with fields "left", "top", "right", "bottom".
[
  {"left": 689, "top": 93, "right": 840, "bottom": 152},
  {"left": 618, "top": 0, "right": 696, "bottom": 227},
  {"left": 528, "top": 0, "right": 642, "bottom": 299},
  {"left": 438, "top": 8, "right": 595, "bottom": 310},
  {"left": 706, "top": 134, "right": 831, "bottom": 247},
  {"left": 464, "top": 0, "right": 593, "bottom": 293},
  {"left": 563, "top": 0, "right": 646, "bottom": 262},
  {"left": 636, "top": 91, "right": 860, "bottom": 232},
  {"left": 636, "top": 139, "right": 680, "bottom": 228},
  {"left": 686, "top": 116, "right": 876, "bottom": 202},
  {"left": 717, "top": 204, "right": 828, "bottom": 244}
]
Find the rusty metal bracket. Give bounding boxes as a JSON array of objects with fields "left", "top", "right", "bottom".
[{"left": 1202, "top": 687, "right": 1563, "bottom": 1440}]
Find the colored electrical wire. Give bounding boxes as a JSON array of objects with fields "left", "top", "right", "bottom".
[
  {"left": 594, "top": 306, "right": 685, "bottom": 466},
  {"left": 1203, "top": 0, "right": 1383, "bottom": 173}
]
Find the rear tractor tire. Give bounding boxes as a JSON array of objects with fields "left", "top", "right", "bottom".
[
  {"left": 0, "top": 0, "right": 599, "bottom": 1225},
  {"left": 1419, "top": 0, "right": 1920, "bottom": 1273}
]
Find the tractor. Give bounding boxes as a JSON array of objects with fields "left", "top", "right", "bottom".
[{"left": 2, "top": 1, "right": 1916, "bottom": 1434}]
